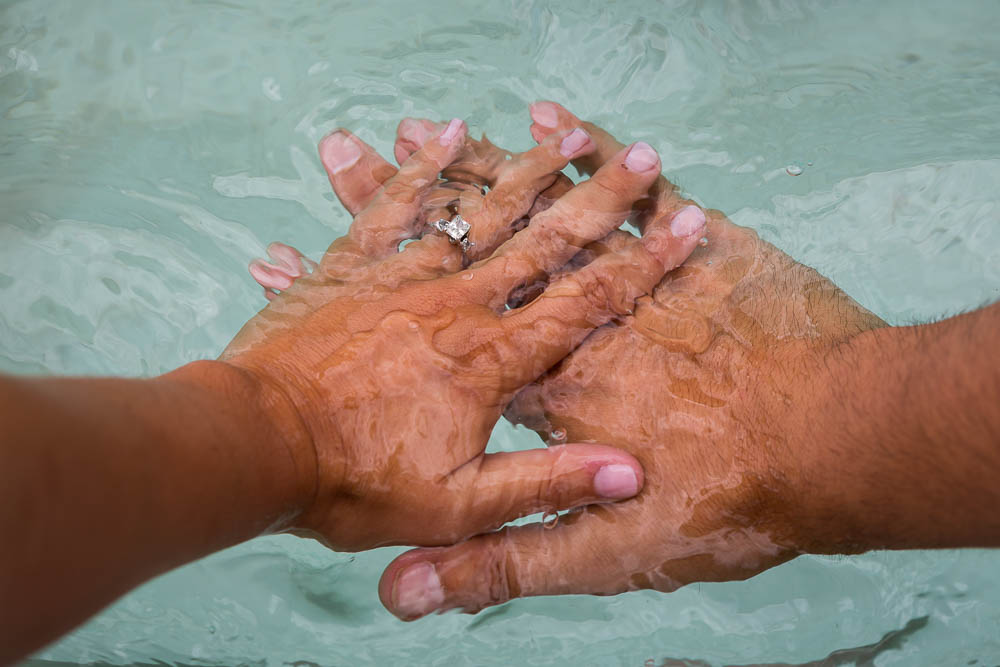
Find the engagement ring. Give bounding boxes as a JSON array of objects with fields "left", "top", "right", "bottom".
[{"left": 431, "top": 215, "right": 474, "bottom": 253}]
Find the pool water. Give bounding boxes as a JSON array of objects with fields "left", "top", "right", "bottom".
[{"left": 3, "top": 0, "right": 1000, "bottom": 664}]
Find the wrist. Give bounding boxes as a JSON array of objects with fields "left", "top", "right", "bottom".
[
  {"left": 774, "top": 338, "right": 871, "bottom": 555},
  {"left": 796, "top": 313, "right": 1000, "bottom": 553},
  {"left": 724, "top": 340, "right": 838, "bottom": 557},
  {"left": 732, "top": 336, "right": 878, "bottom": 558},
  {"left": 781, "top": 326, "right": 935, "bottom": 555},
  {"left": 161, "top": 360, "right": 318, "bottom": 535}
]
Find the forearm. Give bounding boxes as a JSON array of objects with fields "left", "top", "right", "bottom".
[
  {"left": 797, "top": 302, "right": 1000, "bottom": 553},
  {"left": 0, "top": 361, "right": 314, "bottom": 663}
]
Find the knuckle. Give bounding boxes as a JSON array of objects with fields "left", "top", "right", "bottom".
[
  {"left": 482, "top": 534, "right": 518, "bottom": 606},
  {"left": 381, "top": 178, "right": 425, "bottom": 205},
  {"left": 537, "top": 457, "right": 561, "bottom": 511},
  {"left": 530, "top": 212, "right": 592, "bottom": 254},
  {"left": 529, "top": 144, "right": 567, "bottom": 171},
  {"left": 581, "top": 172, "right": 620, "bottom": 203},
  {"left": 639, "top": 227, "right": 678, "bottom": 268},
  {"left": 704, "top": 208, "right": 727, "bottom": 224},
  {"left": 574, "top": 265, "right": 635, "bottom": 317}
]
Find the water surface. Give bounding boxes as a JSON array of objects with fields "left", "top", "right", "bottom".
[{"left": 3, "top": 0, "right": 1000, "bottom": 664}]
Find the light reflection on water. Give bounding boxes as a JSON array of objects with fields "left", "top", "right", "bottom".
[{"left": 3, "top": 0, "right": 1000, "bottom": 664}]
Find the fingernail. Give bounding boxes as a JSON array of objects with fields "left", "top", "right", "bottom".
[
  {"left": 267, "top": 243, "right": 304, "bottom": 277},
  {"left": 438, "top": 118, "right": 465, "bottom": 146},
  {"left": 559, "top": 128, "right": 591, "bottom": 158},
  {"left": 593, "top": 464, "right": 639, "bottom": 499},
  {"left": 530, "top": 101, "right": 559, "bottom": 128},
  {"left": 394, "top": 562, "right": 445, "bottom": 619},
  {"left": 320, "top": 131, "right": 362, "bottom": 174},
  {"left": 670, "top": 205, "right": 707, "bottom": 238},
  {"left": 624, "top": 142, "right": 659, "bottom": 172},
  {"left": 399, "top": 118, "right": 432, "bottom": 147},
  {"left": 248, "top": 259, "right": 294, "bottom": 291}
]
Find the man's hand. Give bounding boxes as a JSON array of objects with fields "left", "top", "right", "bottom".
[{"left": 376, "top": 102, "right": 887, "bottom": 618}]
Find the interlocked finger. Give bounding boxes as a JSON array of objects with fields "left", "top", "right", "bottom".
[
  {"left": 455, "top": 128, "right": 596, "bottom": 261},
  {"left": 376, "top": 234, "right": 463, "bottom": 283},
  {"left": 421, "top": 180, "right": 485, "bottom": 229},
  {"left": 499, "top": 205, "right": 707, "bottom": 387},
  {"left": 397, "top": 118, "right": 510, "bottom": 187},
  {"left": 396, "top": 120, "right": 595, "bottom": 261},
  {"left": 461, "top": 142, "right": 663, "bottom": 311},
  {"left": 336, "top": 118, "right": 468, "bottom": 263}
]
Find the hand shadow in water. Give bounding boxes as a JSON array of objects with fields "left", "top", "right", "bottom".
[{"left": 649, "top": 615, "right": 932, "bottom": 667}]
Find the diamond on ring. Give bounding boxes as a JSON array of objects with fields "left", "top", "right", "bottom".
[{"left": 431, "top": 215, "right": 474, "bottom": 252}]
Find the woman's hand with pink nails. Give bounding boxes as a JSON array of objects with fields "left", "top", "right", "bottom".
[
  {"left": 224, "top": 118, "right": 704, "bottom": 554},
  {"left": 376, "top": 103, "right": 886, "bottom": 620}
]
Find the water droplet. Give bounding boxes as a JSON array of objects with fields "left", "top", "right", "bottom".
[
  {"left": 407, "top": 321, "right": 419, "bottom": 331},
  {"left": 698, "top": 236, "right": 709, "bottom": 247},
  {"left": 541, "top": 510, "right": 559, "bottom": 530},
  {"left": 461, "top": 272, "right": 474, "bottom": 280},
  {"left": 706, "top": 260, "right": 713, "bottom": 266},
  {"left": 786, "top": 164, "right": 803, "bottom": 176},
  {"left": 807, "top": 161, "right": 814, "bottom": 167}
]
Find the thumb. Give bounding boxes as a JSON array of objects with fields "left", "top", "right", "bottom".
[
  {"left": 443, "top": 443, "right": 643, "bottom": 541},
  {"left": 379, "top": 503, "right": 629, "bottom": 620}
]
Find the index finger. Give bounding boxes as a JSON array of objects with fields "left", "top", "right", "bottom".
[{"left": 342, "top": 118, "right": 468, "bottom": 260}]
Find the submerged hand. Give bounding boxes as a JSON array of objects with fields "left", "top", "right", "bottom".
[
  {"left": 249, "top": 118, "right": 578, "bottom": 299},
  {"left": 377, "top": 102, "right": 885, "bottom": 618},
  {"left": 222, "top": 117, "right": 707, "bottom": 559}
]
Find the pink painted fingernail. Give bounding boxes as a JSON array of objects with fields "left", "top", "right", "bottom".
[
  {"left": 624, "top": 142, "right": 659, "bottom": 172},
  {"left": 559, "top": 128, "right": 591, "bottom": 158},
  {"left": 394, "top": 562, "right": 445, "bottom": 619},
  {"left": 319, "top": 131, "right": 362, "bottom": 174},
  {"left": 670, "top": 205, "right": 707, "bottom": 238},
  {"left": 248, "top": 259, "right": 294, "bottom": 291},
  {"left": 438, "top": 118, "right": 465, "bottom": 146},
  {"left": 530, "top": 101, "right": 559, "bottom": 128},
  {"left": 267, "top": 242, "right": 305, "bottom": 277},
  {"left": 593, "top": 464, "right": 639, "bottom": 499}
]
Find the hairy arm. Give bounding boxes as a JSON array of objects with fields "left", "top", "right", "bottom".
[
  {"left": 0, "top": 361, "right": 314, "bottom": 664},
  {"left": 794, "top": 302, "right": 1000, "bottom": 553}
]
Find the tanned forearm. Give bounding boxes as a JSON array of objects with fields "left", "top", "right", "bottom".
[
  {"left": 796, "top": 302, "right": 1000, "bottom": 554},
  {"left": 0, "top": 361, "right": 314, "bottom": 664}
]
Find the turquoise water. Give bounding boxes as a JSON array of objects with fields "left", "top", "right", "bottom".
[{"left": 3, "top": 0, "right": 1000, "bottom": 664}]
